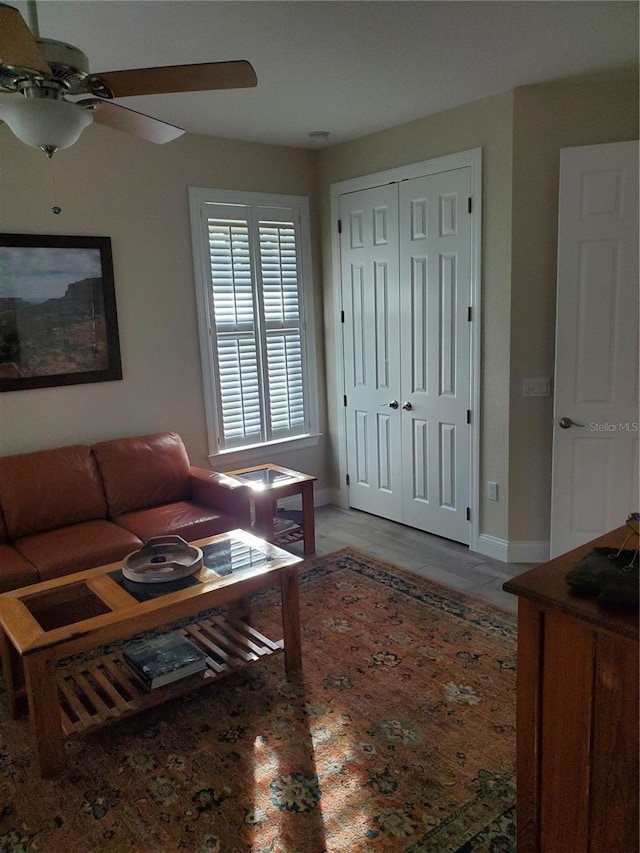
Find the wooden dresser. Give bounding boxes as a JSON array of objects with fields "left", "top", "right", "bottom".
[{"left": 504, "top": 527, "right": 639, "bottom": 852}]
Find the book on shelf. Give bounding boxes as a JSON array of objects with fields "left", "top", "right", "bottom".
[
  {"left": 122, "top": 632, "right": 208, "bottom": 689},
  {"left": 262, "top": 516, "right": 301, "bottom": 536},
  {"left": 250, "top": 517, "right": 300, "bottom": 538}
]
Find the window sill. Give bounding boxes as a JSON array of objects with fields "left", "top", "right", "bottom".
[{"left": 208, "top": 433, "right": 322, "bottom": 469}]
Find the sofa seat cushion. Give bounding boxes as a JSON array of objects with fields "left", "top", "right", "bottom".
[
  {"left": 0, "top": 544, "right": 39, "bottom": 592},
  {"left": 14, "top": 520, "right": 143, "bottom": 581},
  {"left": 113, "top": 501, "right": 238, "bottom": 543},
  {"left": 92, "top": 432, "right": 191, "bottom": 517}
]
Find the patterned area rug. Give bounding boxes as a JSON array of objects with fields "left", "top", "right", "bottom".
[{"left": 0, "top": 548, "right": 517, "bottom": 852}]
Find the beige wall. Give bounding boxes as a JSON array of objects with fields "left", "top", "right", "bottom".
[
  {"left": 316, "top": 91, "right": 515, "bottom": 541},
  {"left": 0, "top": 124, "right": 327, "bottom": 478},
  {"left": 508, "top": 66, "right": 639, "bottom": 542},
  {"left": 316, "top": 70, "right": 638, "bottom": 547},
  {"left": 1, "top": 66, "right": 636, "bottom": 548}
]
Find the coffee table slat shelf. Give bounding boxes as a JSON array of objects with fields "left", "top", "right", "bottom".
[{"left": 57, "top": 616, "right": 284, "bottom": 736}]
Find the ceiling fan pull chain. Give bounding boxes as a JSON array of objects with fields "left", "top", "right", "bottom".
[{"left": 48, "top": 159, "right": 61, "bottom": 215}]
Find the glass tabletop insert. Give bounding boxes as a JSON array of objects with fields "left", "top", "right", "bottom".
[
  {"left": 108, "top": 535, "right": 275, "bottom": 602},
  {"left": 108, "top": 569, "right": 203, "bottom": 603},
  {"left": 234, "top": 467, "right": 296, "bottom": 487},
  {"left": 23, "top": 582, "right": 112, "bottom": 631},
  {"left": 201, "top": 537, "right": 272, "bottom": 574}
]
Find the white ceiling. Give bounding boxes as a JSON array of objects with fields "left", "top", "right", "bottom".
[{"left": 10, "top": 0, "right": 639, "bottom": 149}]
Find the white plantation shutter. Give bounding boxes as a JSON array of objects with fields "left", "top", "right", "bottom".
[
  {"left": 207, "top": 217, "right": 262, "bottom": 444},
  {"left": 191, "top": 190, "right": 315, "bottom": 454},
  {"left": 216, "top": 335, "right": 261, "bottom": 442},
  {"left": 259, "top": 220, "right": 305, "bottom": 438},
  {"left": 267, "top": 333, "right": 304, "bottom": 433}
]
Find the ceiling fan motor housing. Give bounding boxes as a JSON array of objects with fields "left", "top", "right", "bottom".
[
  {"left": 0, "top": 37, "right": 90, "bottom": 93},
  {"left": 36, "top": 38, "right": 89, "bottom": 75},
  {"left": 36, "top": 37, "right": 90, "bottom": 91}
]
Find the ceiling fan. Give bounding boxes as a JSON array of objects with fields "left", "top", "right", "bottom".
[{"left": 0, "top": 0, "right": 257, "bottom": 157}]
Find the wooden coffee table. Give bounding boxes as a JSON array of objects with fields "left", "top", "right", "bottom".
[{"left": 0, "top": 529, "right": 302, "bottom": 778}]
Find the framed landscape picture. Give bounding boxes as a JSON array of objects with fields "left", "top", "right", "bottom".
[{"left": 0, "top": 233, "right": 122, "bottom": 391}]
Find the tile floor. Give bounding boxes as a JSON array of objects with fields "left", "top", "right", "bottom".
[{"left": 287, "top": 504, "right": 534, "bottom": 614}]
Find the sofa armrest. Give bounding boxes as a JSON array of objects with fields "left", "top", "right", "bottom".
[{"left": 188, "top": 468, "right": 251, "bottom": 528}]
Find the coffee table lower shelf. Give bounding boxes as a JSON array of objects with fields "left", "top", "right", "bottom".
[{"left": 57, "top": 614, "right": 283, "bottom": 736}]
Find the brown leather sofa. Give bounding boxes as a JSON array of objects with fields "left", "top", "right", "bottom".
[{"left": 0, "top": 432, "right": 251, "bottom": 592}]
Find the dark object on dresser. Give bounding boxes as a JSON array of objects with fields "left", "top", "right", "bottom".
[{"left": 565, "top": 547, "right": 639, "bottom": 607}]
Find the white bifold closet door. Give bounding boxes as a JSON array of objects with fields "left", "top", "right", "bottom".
[{"left": 340, "top": 166, "right": 472, "bottom": 544}]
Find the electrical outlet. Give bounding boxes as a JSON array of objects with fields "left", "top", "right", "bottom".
[{"left": 487, "top": 481, "right": 498, "bottom": 501}]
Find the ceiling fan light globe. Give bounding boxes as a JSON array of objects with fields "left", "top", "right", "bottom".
[{"left": 0, "top": 96, "right": 93, "bottom": 154}]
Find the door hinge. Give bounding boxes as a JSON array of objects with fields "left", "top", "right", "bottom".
[
  {"left": 467, "top": 306, "right": 472, "bottom": 322},
  {"left": 467, "top": 197, "right": 472, "bottom": 214},
  {"left": 343, "top": 394, "right": 347, "bottom": 407},
  {"left": 338, "top": 219, "right": 342, "bottom": 234},
  {"left": 466, "top": 506, "right": 471, "bottom": 521},
  {"left": 346, "top": 473, "right": 350, "bottom": 486},
  {"left": 466, "top": 409, "right": 471, "bottom": 424}
]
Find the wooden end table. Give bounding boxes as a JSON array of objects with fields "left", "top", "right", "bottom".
[
  {"left": 0, "top": 529, "right": 302, "bottom": 778},
  {"left": 226, "top": 463, "right": 317, "bottom": 555}
]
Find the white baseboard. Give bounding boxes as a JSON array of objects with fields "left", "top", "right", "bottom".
[
  {"left": 296, "top": 496, "right": 549, "bottom": 564},
  {"left": 507, "top": 540, "right": 550, "bottom": 564},
  {"left": 475, "top": 534, "right": 549, "bottom": 564},
  {"left": 276, "top": 487, "right": 335, "bottom": 511},
  {"left": 317, "top": 488, "right": 343, "bottom": 508},
  {"left": 474, "top": 534, "right": 509, "bottom": 562}
]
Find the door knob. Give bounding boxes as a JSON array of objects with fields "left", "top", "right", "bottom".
[
  {"left": 558, "top": 416, "right": 585, "bottom": 429},
  {"left": 402, "top": 401, "right": 413, "bottom": 411},
  {"left": 388, "top": 400, "right": 399, "bottom": 409}
]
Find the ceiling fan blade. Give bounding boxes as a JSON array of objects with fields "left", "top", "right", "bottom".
[
  {"left": 0, "top": 3, "right": 51, "bottom": 75},
  {"left": 88, "top": 60, "right": 257, "bottom": 99},
  {"left": 91, "top": 100, "right": 185, "bottom": 144}
]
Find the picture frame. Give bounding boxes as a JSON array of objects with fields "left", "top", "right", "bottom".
[{"left": 0, "top": 233, "right": 122, "bottom": 392}]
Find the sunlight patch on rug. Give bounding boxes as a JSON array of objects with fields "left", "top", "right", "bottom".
[{"left": 0, "top": 547, "right": 516, "bottom": 852}]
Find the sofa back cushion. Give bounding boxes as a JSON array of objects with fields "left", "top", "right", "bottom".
[
  {"left": 0, "top": 445, "right": 108, "bottom": 540},
  {"left": 92, "top": 432, "right": 191, "bottom": 517}
]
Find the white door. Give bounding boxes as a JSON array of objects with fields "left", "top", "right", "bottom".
[
  {"left": 340, "top": 184, "right": 403, "bottom": 521},
  {"left": 550, "top": 140, "right": 639, "bottom": 557},
  {"left": 340, "top": 168, "right": 472, "bottom": 543},
  {"left": 398, "top": 169, "right": 472, "bottom": 541}
]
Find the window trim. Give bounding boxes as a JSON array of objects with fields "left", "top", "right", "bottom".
[{"left": 189, "top": 187, "right": 319, "bottom": 459}]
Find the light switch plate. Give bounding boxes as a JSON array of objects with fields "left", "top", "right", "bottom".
[{"left": 522, "top": 378, "right": 551, "bottom": 397}]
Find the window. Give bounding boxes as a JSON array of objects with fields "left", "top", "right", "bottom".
[{"left": 189, "top": 188, "right": 318, "bottom": 457}]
